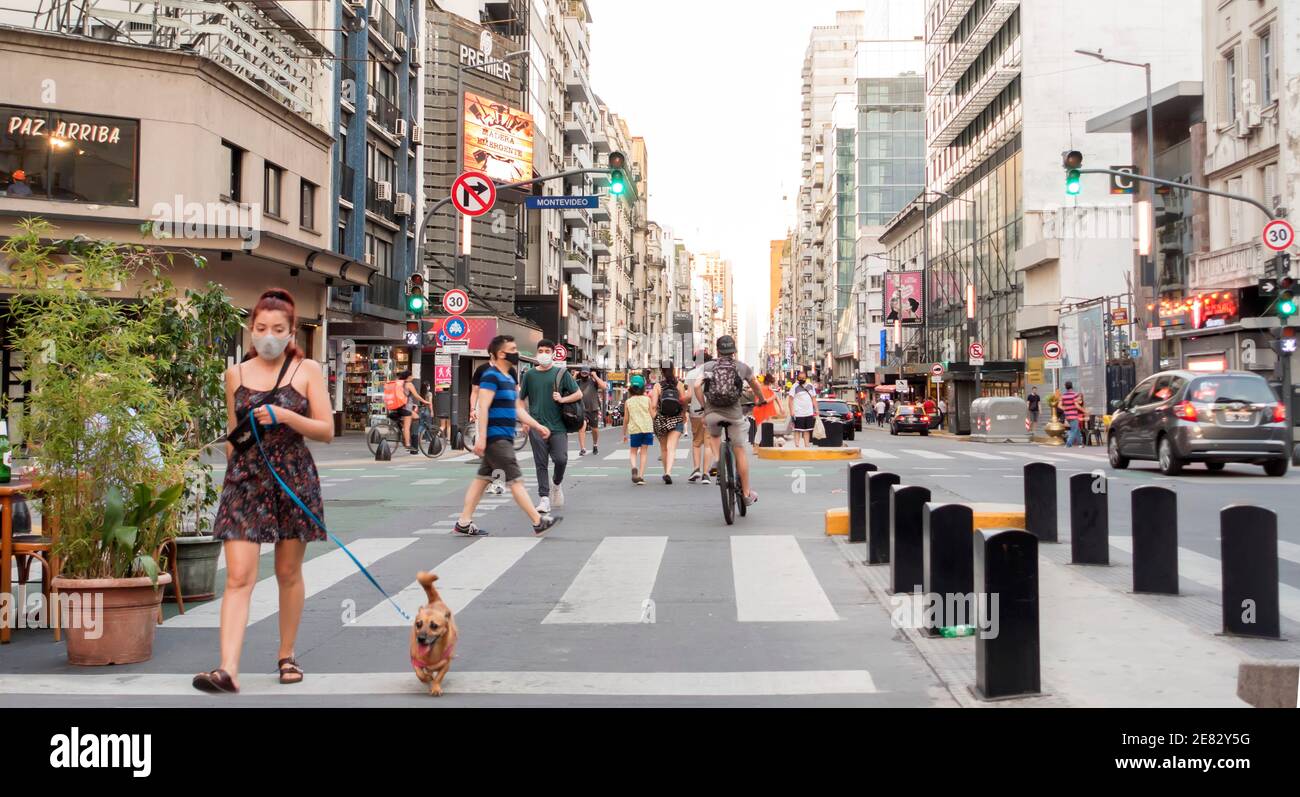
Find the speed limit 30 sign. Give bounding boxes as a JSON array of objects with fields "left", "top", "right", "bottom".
[
  {"left": 442, "top": 288, "right": 470, "bottom": 315},
  {"left": 1263, "top": 219, "right": 1295, "bottom": 252}
]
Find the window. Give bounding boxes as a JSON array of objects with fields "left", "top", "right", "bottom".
[
  {"left": 300, "top": 179, "right": 317, "bottom": 230},
  {"left": 222, "top": 141, "right": 243, "bottom": 202},
  {"left": 1261, "top": 30, "right": 1273, "bottom": 103},
  {"left": 1, "top": 104, "right": 139, "bottom": 205},
  {"left": 1226, "top": 51, "right": 1238, "bottom": 120},
  {"left": 264, "top": 162, "right": 283, "bottom": 217},
  {"left": 336, "top": 207, "right": 350, "bottom": 253}
]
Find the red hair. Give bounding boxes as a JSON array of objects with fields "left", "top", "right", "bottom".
[{"left": 250, "top": 288, "right": 303, "bottom": 360}]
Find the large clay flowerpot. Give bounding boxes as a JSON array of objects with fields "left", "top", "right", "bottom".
[
  {"left": 164, "top": 535, "right": 221, "bottom": 603},
  {"left": 51, "top": 574, "right": 172, "bottom": 666}
]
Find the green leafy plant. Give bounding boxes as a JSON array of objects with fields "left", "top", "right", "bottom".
[{"left": 1, "top": 217, "right": 204, "bottom": 581}]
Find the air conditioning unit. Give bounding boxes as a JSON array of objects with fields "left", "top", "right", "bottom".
[
  {"left": 394, "top": 193, "right": 413, "bottom": 215},
  {"left": 396, "top": 30, "right": 407, "bottom": 51},
  {"left": 394, "top": 118, "right": 408, "bottom": 137},
  {"left": 366, "top": 94, "right": 377, "bottom": 114},
  {"left": 410, "top": 123, "right": 422, "bottom": 145},
  {"left": 376, "top": 180, "right": 392, "bottom": 201}
]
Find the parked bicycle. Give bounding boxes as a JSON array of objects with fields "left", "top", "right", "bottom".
[
  {"left": 460, "top": 418, "right": 530, "bottom": 452},
  {"left": 366, "top": 406, "right": 444, "bottom": 458}
]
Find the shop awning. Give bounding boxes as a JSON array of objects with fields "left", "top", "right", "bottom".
[{"left": 328, "top": 320, "right": 406, "bottom": 343}]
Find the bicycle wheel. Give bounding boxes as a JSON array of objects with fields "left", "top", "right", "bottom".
[
  {"left": 736, "top": 444, "right": 747, "bottom": 518},
  {"left": 514, "top": 422, "right": 529, "bottom": 451},
  {"left": 718, "top": 437, "right": 735, "bottom": 526}
]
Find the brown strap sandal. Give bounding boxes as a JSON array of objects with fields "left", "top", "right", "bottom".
[
  {"left": 193, "top": 669, "right": 239, "bottom": 694},
  {"left": 278, "top": 657, "right": 304, "bottom": 685}
]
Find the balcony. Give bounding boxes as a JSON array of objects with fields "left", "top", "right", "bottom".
[
  {"left": 592, "top": 217, "right": 611, "bottom": 241},
  {"left": 368, "top": 0, "right": 398, "bottom": 51},
  {"left": 1191, "top": 242, "right": 1268, "bottom": 291},
  {"left": 928, "top": 0, "right": 1019, "bottom": 96},
  {"left": 565, "top": 61, "right": 594, "bottom": 104},
  {"left": 927, "top": 0, "right": 977, "bottom": 44},
  {"left": 563, "top": 248, "right": 592, "bottom": 276},
  {"left": 592, "top": 125, "right": 611, "bottom": 154},
  {"left": 366, "top": 272, "right": 404, "bottom": 312},
  {"left": 564, "top": 111, "right": 592, "bottom": 145},
  {"left": 340, "top": 62, "right": 357, "bottom": 110},
  {"left": 592, "top": 279, "right": 610, "bottom": 296},
  {"left": 563, "top": 207, "right": 590, "bottom": 229},
  {"left": 369, "top": 94, "right": 402, "bottom": 139},
  {"left": 928, "top": 37, "right": 1021, "bottom": 149},
  {"left": 365, "top": 179, "right": 395, "bottom": 221}
]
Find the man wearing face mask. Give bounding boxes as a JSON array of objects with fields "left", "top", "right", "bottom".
[
  {"left": 517, "top": 339, "right": 582, "bottom": 515},
  {"left": 576, "top": 367, "right": 607, "bottom": 456},
  {"left": 789, "top": 373, "right": 817, "bottom": 448}
]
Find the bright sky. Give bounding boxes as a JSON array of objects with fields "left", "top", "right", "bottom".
[{"left": 588, "top": 0, "right": 857, "bottom": 362}]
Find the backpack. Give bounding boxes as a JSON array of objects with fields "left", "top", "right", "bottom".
[
  {"left": 551, "top": 369, "right": 585, "bottom": 433},
  {"left": 382, "top": 380, "right": 406, "bottom": 411},
  {"left": 658, "top": 382, "right": 683, "bottom": 416},
  {"left": 703, "top": 359, "right": 742, "bottom": 407}
]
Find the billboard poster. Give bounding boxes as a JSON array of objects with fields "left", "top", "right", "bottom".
[
  {"left": 714, "top": 292, "right": 725, "bottom": 312},
  {"left": 464, "top": 91, "right": 534, "bottom": 183},
  {"left": 884, "top": 271, "right": 924, "bottom": 324},
  {"left": 1059, "top": 305, "right": 1105, "bottom": 410}
]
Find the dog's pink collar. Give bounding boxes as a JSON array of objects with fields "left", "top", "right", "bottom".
[{"left": 412, "top": 640, "right": 455, "bottom": 671}]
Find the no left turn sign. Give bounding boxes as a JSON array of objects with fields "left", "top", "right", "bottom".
[
  {"left": 1263, "top": 219, "right": 1294, "bottom": 252},
  {"left": 451, "top": 171, "right": 496, "bottom": 217}
]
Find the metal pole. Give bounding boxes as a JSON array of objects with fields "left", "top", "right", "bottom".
[
  {"left": 449, "top": 63, "right": 464, "bottom": 449},
  {"left": 922, "top": 194, "right": 929, "bottom": 364},
  {"left": 1145, "top": 62, "right": 1159, "bottom": 377}
]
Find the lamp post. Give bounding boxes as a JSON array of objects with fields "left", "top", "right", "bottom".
[{"left": 1075, "top": 48, "right": 1158, "bottom": 375}]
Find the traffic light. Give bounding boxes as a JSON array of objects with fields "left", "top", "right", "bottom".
[
  {"left": 608, "top": 151, "right": 628, "bottom": 197},
  {"left": 1063, "top": 150, "right": 1083, "bottom": 196},
  {"left": 1278, "top": 278, "right": 1296, "bottom": 318},
  {"left": 406, "top": 273, "right": 426, "bottom": 315}
]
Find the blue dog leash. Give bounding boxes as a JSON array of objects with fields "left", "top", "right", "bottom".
[{"left": 250, "top": 408, "right": 411, "bottom": 621}]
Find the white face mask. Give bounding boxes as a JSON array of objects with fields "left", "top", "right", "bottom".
[
  {"left": 537, "top": 353, "right": 554, "bottom": 367},
  {"left": 251, "top": 333, "right": 291, "bottom": 361}
]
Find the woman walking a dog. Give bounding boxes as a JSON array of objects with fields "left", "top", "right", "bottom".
[{"left": 193, "top": 289, "right": 335, "bottom": 694}]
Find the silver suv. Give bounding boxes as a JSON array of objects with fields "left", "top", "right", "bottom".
[{"left": 1106, "top": 370, "right": 1289, "bottom": 476}]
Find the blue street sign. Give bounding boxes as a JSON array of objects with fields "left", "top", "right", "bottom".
[
  {"left": 526, "top": 195, "right": 599, "bottom": 210},
  {"left": 879, "top": 329, "right": 887, "bottom": 354},
  {"left": 444, "top": 315, "right": 469, "bottom": 341}
]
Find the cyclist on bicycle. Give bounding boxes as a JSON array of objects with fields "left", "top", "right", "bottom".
[
  {"left": 388, "top": 371, "right": 432, "bottom": 454},
  {"left": 691, "top": 335, "right": 767, "bottom": 506}
]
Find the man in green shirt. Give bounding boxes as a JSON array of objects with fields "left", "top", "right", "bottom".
[{"left": 518, "top": 339, "right": 582, "bottom": 515}]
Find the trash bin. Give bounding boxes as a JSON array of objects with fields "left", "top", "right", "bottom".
[
  {"left": 969, "top": 397, "right": 1031, "bottom": 443},
  {"left": 817, "top": 418, "right": 845, "bottom": 447}
]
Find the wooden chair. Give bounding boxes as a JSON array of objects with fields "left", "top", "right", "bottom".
[{"left": 12, "top": 506, "right": 60, "bottom": 642}]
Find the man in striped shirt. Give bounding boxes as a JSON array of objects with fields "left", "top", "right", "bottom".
[
  {"left": 454, "top": 335, "right": 559, "bottom": 537},
  {"left": 1061, "top": 381, "right": 1084, "bottom": 448}
]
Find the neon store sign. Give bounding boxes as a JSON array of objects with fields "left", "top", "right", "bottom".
[{"left": 1157, "top": 291, "right": 1239, "bottom": 329}]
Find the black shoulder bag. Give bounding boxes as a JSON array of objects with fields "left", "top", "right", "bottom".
[
  {"left": 554, "top": 370, "right": 585, "bottom": 433},
  {"left": 227, "top": 356, "right": 295, "bottom": 454}
]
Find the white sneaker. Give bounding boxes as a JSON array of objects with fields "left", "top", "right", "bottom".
[
  {"left": 489, "top": 482, "right": 505, "bottom": 495},
  {"left": 552, "top": 484, "right": 565, "bottom": 508},
  {"left": 537, "top": 496, "right": 552, "bottom": 515}
]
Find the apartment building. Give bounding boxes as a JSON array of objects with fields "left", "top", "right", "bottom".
[{"left": 923, "top": 0, "right": 1201, "bottom": 423}]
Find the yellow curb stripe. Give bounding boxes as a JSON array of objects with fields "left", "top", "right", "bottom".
[
  {"left": 825, "top": 508, "right": 849, "bottom": 536},
  {"left": 756, "top": 447, "right": 861, "bottom": 461}
]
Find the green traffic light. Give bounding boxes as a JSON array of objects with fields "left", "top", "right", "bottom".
[
  {"left": 610, "top": 173, "right": 626, "bottom": 196},
  {"left": 407, "top": 294, "right": 426, "bottom": 314},
  {"left": 1280, "top": 294, "right": 1297, "bottom": 317},
  {"left": 1066, "top": 169, "right": 1081, "bottom": 196}
]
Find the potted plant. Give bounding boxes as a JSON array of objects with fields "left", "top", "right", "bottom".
[
  {"left": 2, "top": 218, "right": 200, "bottom": 665},
  {"left": 146, "top": 279, "right": 243, "bottom": 603}
]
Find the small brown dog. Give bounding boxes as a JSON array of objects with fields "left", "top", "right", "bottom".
[{"left": 409, "top": 571, "right": 458, "bottom": 696}]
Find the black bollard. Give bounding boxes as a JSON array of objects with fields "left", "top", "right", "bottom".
[
  {"left": 866, "top": 472, "right": 901, "bottom": 564},
  {"left": 376, "top": 440, "right": 393, "bottom": 461},
  {"left": 1023, "top": 462, "right": 1058, "bottom": 543},
  {"left": 889, "top": 485, "right": 931, "bottom": 594},
  {"left": 1220, "top": 505, "right": 1280, "bottom": 639},
  {"left": 974, "top": 528, "right": 1041, "bottom": 700},
  {"left": 760, "top": 422, "right": 774, "bottom": 448},
  {"left": 1069, "top": 472, "right": 1108, "bottom": 565},
  {"left": 847, "top": 462, "right": 878, "bottom": 544},
  {"left": 1131, "top": 486, "right": 1178, "bottom": 595},
  {"left": 923, "top": 503, "right": 974, "bottom": 636}
]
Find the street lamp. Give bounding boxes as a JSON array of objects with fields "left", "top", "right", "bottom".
[{"left": 1076, "top": 47, "right": 1159, "bottom": 375}]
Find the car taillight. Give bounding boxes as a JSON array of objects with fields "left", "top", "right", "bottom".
[
  {"left": 1173, "top": 401, "right": 1198, "bottom": 422},
  {"left": 1273, "top": 403, "right": 1287, "bottom": 423},
  {"left": 921, "top": 416, "right": 930, "bottom": 423}
]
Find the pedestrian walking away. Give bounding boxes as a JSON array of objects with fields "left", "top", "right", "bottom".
[
  {"left": 453, "top": 335, "right": 558, "bottom": 538},
  {"left": 789, "top": 373, "right": 817, "bottom": 448},
  {"left": 651, "top": 364, "right": 687, "bottom": 483},
  {"left": 623, "top": 374, "right": 655, "bottom": 484},
  {"left": 576, "top": 366, "right": 607, "bottom": 456},
  {"left": 518, "top": 338, "right": 582, "bottom": 514},
  {"left": 684, "top": 349, "right": 714, "bottom": 483},
  {"left": 875, "top": 397, "right": 886, "bottom": 428},
  {"left": 194, "top": 289, "right": 334, "bottom": 695}
]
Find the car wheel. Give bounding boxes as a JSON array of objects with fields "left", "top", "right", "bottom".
[
  {"left": 1264, "top": 459, "right": 1289, "bottom": 477},
  {"left": 1107, "top": 435, "right": 1129, "bottom": 469},
  {"left": 1205, "top": 462, "right": 1226, "bottom": 472},
  {"left": 1157, "top": 436, "right": 1183, "bottom": 475},
  {"left": 920, "top": 430, "right": 929, "bottom": 436}
]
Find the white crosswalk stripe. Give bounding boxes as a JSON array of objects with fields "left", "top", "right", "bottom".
[
  {"left": 1049, "top": 451, "right": 1108, "bottom": 462},
  {"left": 731, "top": 536, "right": 839, "bottom": 622},
  {"left": 412, "top": 478, "right": 448, "bottom": 486},
  {"left": 856, "top": 448, "right": 898, "bottom": 460},
  {"left": 954, "top": 450, "right": 1006, "bottom": 461},
  {"left": 543, "top": 537, "right": 667, "bottom": 624},
  {"left": 993, "top": 450, "right": 1068, "bottom": 463},
  {"left": 351, "top": 538, "right": 538, "bottom": 626},
  {"left": 166, "top": 539, "right": 416, "bottom": 628},
  {"left": 1109, "top": 537, "right": 1300, "bottom": 621},
  {"left": 603, "top": 449, "right": 631, "bottom": 460},
  {"left": 899, "top": 449, "right": 952, "bottom": 460}
]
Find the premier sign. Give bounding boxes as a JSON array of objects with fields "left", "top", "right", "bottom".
[{"left": 459, "top": 44, "right": 514, "bottom": 81}]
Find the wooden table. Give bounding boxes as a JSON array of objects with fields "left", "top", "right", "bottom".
[{"left": 0, "top": 479, "right": 38, "bottom": 644}]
